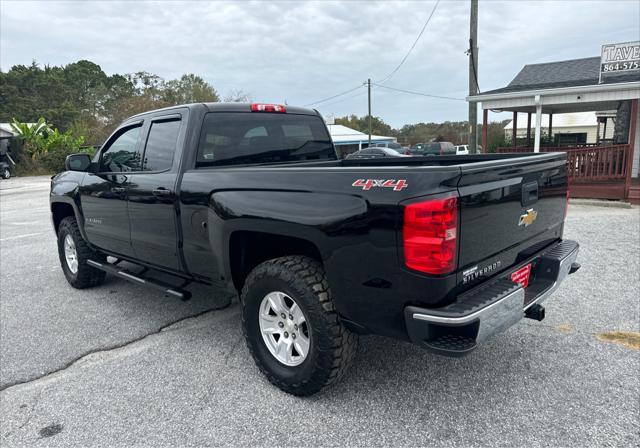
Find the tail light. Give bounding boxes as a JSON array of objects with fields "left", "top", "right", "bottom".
[
  {"left": 251, "top": 103, "right": 286, "bottom": 113},
  {"left": 403, "top": 195, "right": 459, "bottom": 275}
]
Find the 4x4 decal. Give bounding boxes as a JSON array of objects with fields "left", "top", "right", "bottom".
[{"left": 352, "top": 179, "right": 408, "bottom": 191}]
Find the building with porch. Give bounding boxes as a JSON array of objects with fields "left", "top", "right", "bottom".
[{"left": 469, "top": 52, "right": 640, "bottom": 203}]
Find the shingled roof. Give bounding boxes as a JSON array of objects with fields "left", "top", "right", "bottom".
[{"left": 477, "top": 56, "right": 640, "bottom": 95}]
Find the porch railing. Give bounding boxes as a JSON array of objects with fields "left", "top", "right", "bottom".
[{"left": 495, "top": 145, "right": 631, "bottom": 182}]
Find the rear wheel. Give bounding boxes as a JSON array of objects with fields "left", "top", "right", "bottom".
[
  {"left": 57, "top": 217, "right": 106, "bottom": 288},
  {"left": 241, "top": 256, "right": 358, "bottom": 396},
  {"left": 1, "top": 168, "right": 10, "bottom": 179}
]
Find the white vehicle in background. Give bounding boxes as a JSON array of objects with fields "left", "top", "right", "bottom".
[
  {"left": 455, "top": 144, "right": 469, "bottom": 155},
  {"left": 455, "top": 145, "right": 484, "bottom": 155}
]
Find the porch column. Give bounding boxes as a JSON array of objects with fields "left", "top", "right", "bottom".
[
  {"left": 482, "top": 108, "right": 488, "bottom": 152},
  {"left": 548, "top": 113, "right": 553, "bottom": 145},
  {"left": 624, "top": 99, "right": 638, "bottom": 199},
  {"left": 527, "top": 112, "right": 532, "bottom": 147},
  {"left": 534, "top": 96, "right": 542, "bottom": 153},
  {"left": 512, "top": 112, "right": 518, "bottom": 147}
]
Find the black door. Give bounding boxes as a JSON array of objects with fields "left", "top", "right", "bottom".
[
  {"left": 127, "top": 114, "right": 184, "bottom": 271},
  {"left": 80, "top": 123, "right": 144, "bottom": 257}
]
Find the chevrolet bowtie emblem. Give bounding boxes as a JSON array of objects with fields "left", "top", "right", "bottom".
[{"left": 518, "top": 209, "right": 538, "bottom": 227}]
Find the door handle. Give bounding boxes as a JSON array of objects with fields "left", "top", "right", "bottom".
[
  {"left": 111, "top": 186, "right": 125, "bottom": 193},
  {"left": 152, "top": 188, "right": 173, "bottom": 197}
]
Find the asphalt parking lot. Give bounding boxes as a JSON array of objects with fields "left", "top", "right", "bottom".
[{"left": 1, "top": 175, "right": 638, "bottom": 447}]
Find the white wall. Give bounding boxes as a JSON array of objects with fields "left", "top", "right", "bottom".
[{"left": 506, "top": 124, "right": 612, "bottom": 144}]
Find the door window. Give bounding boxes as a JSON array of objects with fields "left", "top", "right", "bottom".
[
  {"left": 100, "top": 125, "right": 142, "bottom": 172},
  {"left": 142, "top": 119, "right": 181, "bottom": 171}
]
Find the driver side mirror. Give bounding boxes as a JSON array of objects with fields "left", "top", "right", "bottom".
[{"left": 65, "top": 153, "right": 92, "bottom": 172}]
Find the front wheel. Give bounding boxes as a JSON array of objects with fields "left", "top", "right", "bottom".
[
  {"left": 57, "top": 217, "right": 106, "bottom": 288},
  {"left": 1, "top": 168, "right": 10, "bottom": 179},
  {"left": 241, "top": 256, "right": 358, "bottom": 396}
]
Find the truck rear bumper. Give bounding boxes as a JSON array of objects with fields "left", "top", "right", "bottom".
[{"left": 404, "top": 239, "right": 580, "bottom": 357}]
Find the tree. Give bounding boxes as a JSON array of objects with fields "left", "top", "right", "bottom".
[
  {"left": 162, "top": 74, "right": 219, "bottom": 104},
  {"left": 224, "top": 89, "right": 252, "bottom": 103},
  {"left": 335, "top": 115, "right": 393, "bottom": 137}
]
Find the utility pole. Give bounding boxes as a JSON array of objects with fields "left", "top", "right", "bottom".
[
  {"left": 468, "top": 0, "right": 479, "bottom": 154},
  {"left": 367, "top": 78, "right": 372, "bottom": 147}
]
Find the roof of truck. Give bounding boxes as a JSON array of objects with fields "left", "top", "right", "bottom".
[{"left": 129, "top": 102, "right": 318, "bottom": 120}]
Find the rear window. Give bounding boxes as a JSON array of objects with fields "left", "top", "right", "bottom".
[
  {"left": 387, "top": 142, "right": 402, "bottom": 150},
  {"left": 196, "top": 113, "right": 336, "bottom": 167}
]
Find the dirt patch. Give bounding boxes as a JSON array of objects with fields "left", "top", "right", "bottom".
[
  {"left": 555, "top": 324, "right": 573, "bottom": 333},
  {"left": 596, "top": 331, "right": 640, "bottom": 350}
]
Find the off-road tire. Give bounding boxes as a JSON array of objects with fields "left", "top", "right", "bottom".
[
  {"left": 241, "top": 256, "right": 358, "bottom": 396},
  {"left": 57, "top": 216, "right": 106, "bottom": 288}
]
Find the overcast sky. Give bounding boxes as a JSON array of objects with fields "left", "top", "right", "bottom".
[{"left": 1, "top": 0, "right": 639, "bottom": 127}]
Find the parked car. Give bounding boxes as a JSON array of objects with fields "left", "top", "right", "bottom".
[
  {"left": 455, "top": 144, "right": 469, "bottom": 155},
  {"left": 346, "top": 146, "right": 409, "bottom": 159},
  {"left": 51, "top": 102, "right": 579, "bottom": 396},
  {"left": 412, "top": 141, "right": 456, "bottom": 156},
  {"left": 370, "top": 141, "right": 411, "bottom": 155},
  {"left": 0, "top": 160, "right": 11, "bottom": 179},
  {"left": 454, "top": 145, "right": 485, "bottom": 155},
  {"left": 0, "top": 153, "right": 12, "bottom": 179}
]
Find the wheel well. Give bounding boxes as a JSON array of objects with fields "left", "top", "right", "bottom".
[
  {"left": 51, "top": 202, "right": 75, "bottom": 234},
  {"left": 229, "top": 231, "right": 323, "bottom": 291}
]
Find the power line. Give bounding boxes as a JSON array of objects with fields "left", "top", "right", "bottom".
[
  {"left": 303, "top": 0, "right": 440, "bottom": 109},
  {"left": 303, "top": 84, "right": 365, "bottom": 107},
  {"left": 371, "top": 83, "right": 465, "bottom": 101},
  {"left": 376, "top": 0, "right": 441, "bottom": 84},
  {"left": 316, "top": 90, "right": 367, "bottom": 109}
]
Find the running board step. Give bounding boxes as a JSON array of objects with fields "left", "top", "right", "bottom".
[
  {"left": 87, "top": 260, "right": 192, "bottom": 301},
  {"left": 423, "top": 334, "right": 477, "bottom": 357}
]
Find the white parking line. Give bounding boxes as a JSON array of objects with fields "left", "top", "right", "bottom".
[{"left": 0, "top": 232, "right": 47, "bottom": 242}]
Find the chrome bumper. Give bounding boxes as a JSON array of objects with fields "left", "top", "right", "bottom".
[{"left": 404, "top": 240, "right": 580, "bottom": 356}]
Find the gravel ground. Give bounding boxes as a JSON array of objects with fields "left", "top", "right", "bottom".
[{"left": 1, "top": 175, "right": 638, "bottom": 447}]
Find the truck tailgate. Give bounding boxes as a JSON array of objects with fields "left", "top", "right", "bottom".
[{"left": 456, "top": 153, "right": 568, "bottom": 286}]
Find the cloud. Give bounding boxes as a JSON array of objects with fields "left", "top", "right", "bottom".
[{"left": 1, "top": 0, "right": 638, "bottom": 127}]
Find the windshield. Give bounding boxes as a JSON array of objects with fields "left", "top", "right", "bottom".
[{"left": 196, "top": 113, "right": 336, "bottom": 167}]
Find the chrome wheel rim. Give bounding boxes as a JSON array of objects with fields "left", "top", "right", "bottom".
[
  {"left": 64, "top": 234, "right": 78, "bottom": 274},
  {"left": 259, "top": 291, "right": 310, "bottom": 366}
]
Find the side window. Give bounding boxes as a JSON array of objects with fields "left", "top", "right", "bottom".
[
  {"left": 100, "top": 125, "right": 142, "bottom": 172},
  {"left": 142, "top": 119, "right": 181, "bottom": 171}
]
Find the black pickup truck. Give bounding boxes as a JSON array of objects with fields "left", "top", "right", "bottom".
[{"left": 50, "top": 103, "right": 580, "bottom": 395}]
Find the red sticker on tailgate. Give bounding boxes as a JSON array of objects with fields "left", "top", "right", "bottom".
[{"left": 511, "top": 263, "right": 532, "bottom": 288}]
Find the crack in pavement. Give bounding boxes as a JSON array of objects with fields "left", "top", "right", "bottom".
[{"left": 0, "top": 303, "right": 232, "bottom": 394}]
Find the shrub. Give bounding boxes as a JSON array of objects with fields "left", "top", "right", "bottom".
[{"left": 10, "top": 118, "right": 86, "bottom": 174}]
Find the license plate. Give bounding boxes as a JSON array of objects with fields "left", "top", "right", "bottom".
[{"left": 511, "top": 263, "right": 532, "bottom": 288}]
